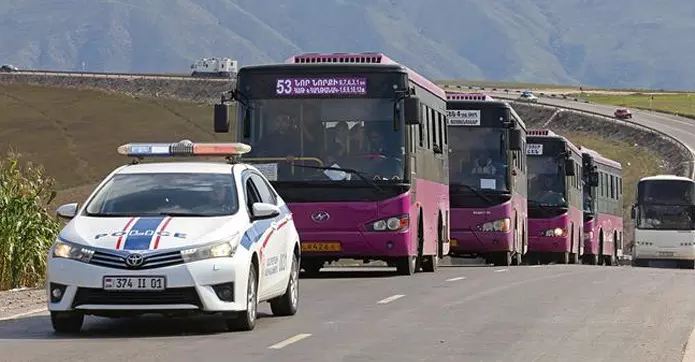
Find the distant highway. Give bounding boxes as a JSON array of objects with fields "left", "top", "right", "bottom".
[{"left": 2, "top": 70, "right": 695, "bottom": 361}]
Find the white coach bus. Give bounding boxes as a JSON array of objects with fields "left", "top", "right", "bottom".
[{"left": 631, "top": 175, "right": 695, "bottom": 268}]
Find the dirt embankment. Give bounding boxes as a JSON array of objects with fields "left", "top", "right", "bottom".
[{"left": 512, "top": 103, "right": 688, "bottom": 176}]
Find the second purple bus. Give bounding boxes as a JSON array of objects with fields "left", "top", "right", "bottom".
[
  {"left": 445, "top": 92, "right": 528, "bottom": 266},
  {"left": 213, "top": 52, "right": 450, "bottom": 275},
  {"left": 580, "top": 147, "right": 623, "bottom": 265},
  {"left": 526, "top": 129, "right": 584, "bottom": 264}
]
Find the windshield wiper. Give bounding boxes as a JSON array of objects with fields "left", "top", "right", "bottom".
[
  {"left": 291, "top": 164, "right": 384, "bottom": 193},
  {"left": 454, "top": 184, "right": 495, "bottom": 206},
  {"left": 157, "top": 212, "right": 211, "bottom": 217}
]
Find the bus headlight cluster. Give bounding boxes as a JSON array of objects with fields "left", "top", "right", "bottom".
[
  {"left": 366, "top": 214, "right": 409, "bottom": 232},
  {"left": 543, "top": 228, "right": 565, "bottom": 237},
  {"left": 478, "top": 218, "right": 511, "bottom": 232}
]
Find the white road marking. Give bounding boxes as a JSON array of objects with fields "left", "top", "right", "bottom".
[
  {"left": 494, "top": 268, "right": 509, "bottom": 272},
  {"left": 682, "top": 325, "right": 695, "bottom": 362},
  {"left": 446, "top": 276, "right": 466, "bottom": 281},
  {"left": 0, "top": 307, "right": 47, "bottom": 322},
  {"left": 268, "top": 333, "right": 312, "bottom": 349},
  {"left": 528, "top": 265, "right": 543, "bottom": 268},
  {"left": 377, "top": 294, "right": 405, "bottom": 304}
]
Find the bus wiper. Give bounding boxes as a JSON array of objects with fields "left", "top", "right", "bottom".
[
  {"left": 455, "top": 184, "right": 494, "bottom": 206},
  {"left": 291, "top": 164, "right": 384, "bottom": 193}
]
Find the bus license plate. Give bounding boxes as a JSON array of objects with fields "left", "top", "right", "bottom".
[
  {"left": 103, "top": 276, "right": 166, "bottom": 291},
  {"left": 657, "top": 251, "right": 674, "bottom": 257},
  {"left": 301, "top": 242, "right": 342, "bottom": 252}
]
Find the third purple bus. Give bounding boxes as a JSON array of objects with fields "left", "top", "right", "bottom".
[
  {"left": 445, "top": 91, "right": 528, "bottom": 266},
  {"left": 580, "top": 146, "right": 623, "bottom": 265},
  {"left": 213, "top": 52, "right": 450, "bottom": 275},
  {"left": 526, "top": 129, "right": 584, "bottom": 264}
]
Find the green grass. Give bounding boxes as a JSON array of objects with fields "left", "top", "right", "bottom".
[
  {"left": 563, "top": 132, "right": 664, "bottom": 224},
  {"left": 0, "top": 83, "right": 236, "bottom": 207},
  {"left": 566, "top": 93, "right": 695, "bottom": 118}
]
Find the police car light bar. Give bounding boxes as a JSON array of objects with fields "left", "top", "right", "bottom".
[{"left": 117, "top": 140, "right": 252, "bottom": 157}]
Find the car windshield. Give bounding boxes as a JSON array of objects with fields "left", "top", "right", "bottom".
[
  {"left": 528, "top": 155, "right": 567, "bottom": 206},
  {"left": 242, "top": 98, "right": 405, "bottom": 182},
  {"left": 637, "top": 204, "right": 695, "bottom": 230},
  {"left": 85, "top": 173, "right": 239, "bottom": 217},
  {"left": 448, "top": 127, "right": 508, "bottom": 191}
]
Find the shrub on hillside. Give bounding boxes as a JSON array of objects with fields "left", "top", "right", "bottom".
[{"left": 0, "top": 151, "right": 60, "bottom": 290}]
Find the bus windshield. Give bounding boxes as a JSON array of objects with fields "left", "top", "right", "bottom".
[
  {"left": 448, "top": 127, "right": 508, "bottom": 191},
  {"left": 242, "top": 98, "right": 406, "bottom": 182},
  {"left": 637, "top": 180, "right": 695, "bottom": 205},
  {"left": 636, "top": 204, "right": 695, "bottom": 230},
  {"left": 528, "top": 155, "right": 566, "bottom": 206}
]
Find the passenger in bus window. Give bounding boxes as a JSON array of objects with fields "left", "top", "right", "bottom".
[
  {"left": 530, "top": 175, "right": 566, "bottom": 205},
  {"left": 471, "top": 154, "right": 497, "bottom": 175},
  {"left": 326, "top": 121, "right": 351, "bottom": 165},
  {"left": 256, "top": 112, "right": 300, "bottom": 156},
  {"left": 299, "top": 104, "right": 325, "bottom": 156},
  {"left": 350, "top": 123, "right": 366, "bottom": 153}
]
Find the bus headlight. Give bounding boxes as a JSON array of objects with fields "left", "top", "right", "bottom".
[
  {"left": 543, "top": 228, "right": 565, "bottom": 237},
  {"left": 366, "top": 214, "right": 409, "bottom": 232},
  {"left": 478, "top": 218, "right": 511, "bottom": 232}
]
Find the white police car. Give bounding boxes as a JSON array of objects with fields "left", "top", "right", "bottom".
[{"left": 47, "top": 140, "right": 300, "bottom": 333}]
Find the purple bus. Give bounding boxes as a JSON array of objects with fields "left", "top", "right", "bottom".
[
  {"left": 526, "top": 129, "right": 584, "bottom": 264},
  {"left": 445, "top": 93, "right": 528, "bottom": 266},
  {"left": 580, "top": 147, "right": 623, "bottom": 265},
  {"left": 212, "top": 52, "right": 450, "bottom": 275}
]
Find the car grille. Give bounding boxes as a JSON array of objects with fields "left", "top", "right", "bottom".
[
  {"left": 72, "top": 287, "right": 202, "bottom": 308},
  {"left": 90, "top": 250, "right": 184, "bottom": 270}
]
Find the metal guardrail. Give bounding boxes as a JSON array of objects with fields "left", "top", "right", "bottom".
[{"left": 2, "top": 69, "right": 231, "bottom": 81}]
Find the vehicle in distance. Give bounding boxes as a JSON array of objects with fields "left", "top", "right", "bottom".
[
  {"left": 614, "top": 108, "right": 632, "bottom": 119},
  {"left": 0, "top": 64, "right": 18, "bottom": 72},
  {"left": 525, "top": 129, "right": 584, "bottom": 264},
  {"left": 631, "top": 175, "right": 695, "bottom": 269},
  {"left": 445, "top": 92, "right": 528, "bottom": 266},
  {"left": 580, "top": 146, "right": 623, "bottom": 265},
  {"left": 518, "top": 90, "right": 538, "bottom": 103},
  {"left": 191, "top": 57, "right": 238, "bottom": 78},
  {"left": 46, "top": 140, "right": 301, "bottom": 334},
  {"left": 213, "top": 51, "right": 450, "bottom": 275}
]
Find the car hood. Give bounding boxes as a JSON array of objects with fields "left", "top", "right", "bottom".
[{"left": 59, "top": 215, "right": 244, "bottom": 251}]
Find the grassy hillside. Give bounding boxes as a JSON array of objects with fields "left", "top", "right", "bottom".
[
  {"left": 3, "top": 1, "right": 695, "bottom": 89},
  {"left": 0, "top": 83, "right": 236, "bottom": 207}
]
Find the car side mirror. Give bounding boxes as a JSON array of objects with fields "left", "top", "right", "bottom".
[
  {"left": 251, "top": 202, "right": 280, "bottom": 221},
  {"left": 404, "top": 96, "right": 421, "bottom": 125},
  {"left": 56, "top": 203, "right": 78, "bottom": 220},
  {"left": 214, "top": 103, "right": 230, "bottom": 133}
]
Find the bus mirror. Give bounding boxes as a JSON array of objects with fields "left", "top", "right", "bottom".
[
  {"left": 565, "top": 159, "right": 575, "bottom": 176},
  {"left": 404, "top": 97, "right": 421, "bottom": 125},
  {"left": 589, "top": 172, "right": 599, "bottom": 187},
  {"left": 630, "top": 205, "right": 636, "bottom": 219},
  {"left": 509, "top": 129, "right": 522, "bottom": 150},
  {"left": 213, "top": 103, "right": 230, "bottom": 133},
  {"left": 243, "top": 107, "right": 251, "bottom": 138}
]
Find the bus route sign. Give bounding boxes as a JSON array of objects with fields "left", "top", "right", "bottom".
[{"left": 275, "top": 77, "right": 367, "bottom": 96}]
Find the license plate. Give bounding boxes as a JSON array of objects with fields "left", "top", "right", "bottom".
[
  {"left": 301, "top": 242, "right": 342, "bottom": 252},
  {"left": 657, "top": 251, "right": 675, "bottom": 257},
  {"left": 103, "top": 276, "right": 166, "bottom": 291},
  {"left": 450, "top": 239, "right": 458, "bottom": 247}
]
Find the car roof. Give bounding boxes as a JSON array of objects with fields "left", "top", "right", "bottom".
[{"left": 115, "top": 162, "right": 235, "bottom": 175}]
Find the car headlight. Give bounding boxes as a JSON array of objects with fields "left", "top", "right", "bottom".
[
  {"left": 52, "top": 240, "right": 95, "bottom": 263},
  {"left": 543, "top": 228, "right": 565, "bottom": 237},
  {"left": 181, "top": 235, "right": 239, "bottom": 263},
  {"left": 478, "top": 218, "right": 511, "bottom": 232}
]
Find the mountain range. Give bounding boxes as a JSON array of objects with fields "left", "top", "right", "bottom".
[{"left": 1, "top": 0, "right": 694, "bottom": 90}]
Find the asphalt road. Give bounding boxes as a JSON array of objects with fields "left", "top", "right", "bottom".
[{"left": 1, "top": 262, "right": 694, "bottom": 362}]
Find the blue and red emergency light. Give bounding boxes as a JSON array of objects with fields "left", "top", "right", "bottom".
[{"left": 117, "top": 139, "right": 252, "bottom": 157}]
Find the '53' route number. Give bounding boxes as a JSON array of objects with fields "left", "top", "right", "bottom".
[{"left": 276, "top": 79, "right": 293, "bottom": 95}]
